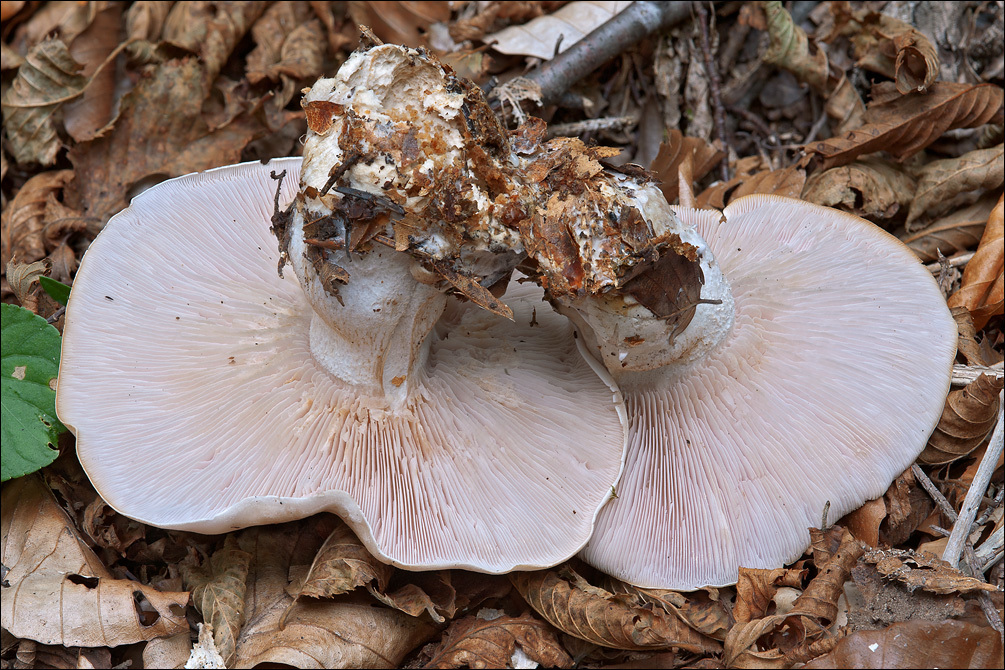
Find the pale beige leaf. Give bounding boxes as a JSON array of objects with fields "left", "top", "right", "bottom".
[
  {"left": 1, "top": 168, "right": 72, "bottom": 267},
  {"left": 1, "top": 39, "right": 86, "bottom": 165},
  {"left": 802, "top": 157, "right": 916, "bottom": 220},
  {"left": 142, "top": 631, "right": 192, "bottom": 670},
  {"left": 510, "top": 566, "right": 721, "bottom": 653},
  {"left": 485, "top": 1, "right": 633, "bottom": 60},
  {"left": 181, "top": 535, "right": 250, "bottom": 667},
  {"left": 0, "top": 476, "right": 189, "bottom": 647},
  {"left": 907, "top": 145, "right": 1005, "bottom": 226},
  {"left": 234, "top": 522, "right": 435, "bottom": 669},
  {"left": 424, "top": 612, "right": 573, "bottom": 669},
  {"left": 368, "top": 570, "right": 457, "bottom": 623},
  {"left": 902, "top": 195, "right": 997, "bottom": 263},
  {"left": 289, "top": 518, "right": 393, "bottom": 600}
]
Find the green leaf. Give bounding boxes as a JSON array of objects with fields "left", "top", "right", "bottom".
[
  {"left": 1, "top": 303, "right": 65, "bottom": 481},
  {"left": 38, "top": 276, "right": 71, "bottom": 305}
]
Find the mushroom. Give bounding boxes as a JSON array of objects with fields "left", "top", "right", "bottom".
[
  {"left": 572, "top": 195, "right": 958, "bottom": 589},
  {"left": 55, "top": 157, "right": 628, "bottom": 573}
]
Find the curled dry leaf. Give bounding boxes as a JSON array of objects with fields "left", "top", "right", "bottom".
[
  {"left": 604, "top": 581, "right": 734, "bottom": 641},
  {"left": 807, "top": 82, "right": 1005, "bottom": 171},
  {"left": 369, "top": 570, "right": 458, "bottom": 623},
  {"left": 61, "top": 3, "right": 123, "bottom": 142},
  {"left": 288, "top": 518, "right": 393, "bottom": 600},
  {"left": 948, "top": 194, "right": 1004, "bottom": 330},
  {"left": 347, "top": 0, "right": 451, "bottom": 49},
  {"left": 920, "top": 373, "right": 1005, "bottom": 465},
  {"left": 907, "top": 145, "right": 1005, "bottom": 228},
  {"left": 862, "top": 548, "right": 997, "bottom": 594},
  {"left": 903, "top": 194, "right": 997, "bottom": 263},
  {"left": 803, "top": 619, "right": 1004, "bottom": 669},
  {"left": 509, "top": 566, "right": 721, "bottom": 653},
  {"left": 181, "top": 535, "right": 251, "bottom": 667},
  {"left": 838, "top": 6, "right": 939, "bottom": 94},
  {"left": 733, "top": 568, "right": 805, "bottom": 625},
  {"left": 245, "top": 2, "right": 325, "bottom": 84},
  {"left": 423, "top": 612, "right": 573, "bottom": 669},
  {"left": 649, "top": 130, "right": 724, "bottom": 205},
  {"left": 0, "top": 39, "right": 86, "bottom": 165},
  {"left": 801, "top": 157, "right": 915, "bottom": 221},
  {"left": 842, "top": 468, "right": 933, "bottom": 547},
  {"left": 4, "top": 258, "right": 49, "bottom": 307},
  {"left": 161, "top": 1, "right": 266, "bottom": 83},
  {"left": 485, "top": 1, "right": 633, "bottom": 61},
  {"left": 234, "top": 522, "right": 436, "bottom": 669},
  {"left": 0, "top": 476, "right": 189, "bottom": 647}
]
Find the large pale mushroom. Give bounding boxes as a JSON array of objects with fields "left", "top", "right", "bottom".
[{"left": 55, "top": 156, "right": 627, "bottom": 573}]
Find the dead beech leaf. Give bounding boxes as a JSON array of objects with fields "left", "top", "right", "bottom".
[
  {"left": 920, "top": 373, "right": 1005, "bottom": 465},
  {"left": 948, "top": 193, "right": 1004, "bottom": 329},
  {"left": 423, "top": 612, "right": 573, "bottom": 669},
  {"left": 142, "top": 631, "right": 192, "bottom": 670},
  {"left": 347, "top": 0, "right": 451, "bottom": 49},
  {"left": 61, "top": 3, "right": 123, "bottom": 142},
  {"left": 370, "top": 570, "right": 458, "bottom": 623},
  {"left": 161, "top": 1, "right": 266, "bottom": 83},
  {"left": 605, "top": 582, "right": 733, "bottom": 641},
  {"left": 5, "top": 258, "right": 49, "bottom": 307},
  {"left": 784, "top": 528, "right": 863, "bottom": 627},
  {"left": 288, "top": 518, "right": 392, "bottom": 601},
  {"left": 903, "top": 194, "right": 997, "bottom": 263},
  {"left": 803, "top": 619, "right": 1003, "bottom": 669},
  {"left": 510, "top": 566, "right": 721, "bottom": 653},
  {"left": 842, "top": 469, "right": 933, "bottom": 547},
  {"left": 246, "top": 2, "right": 325, "bottom": 84},
  {"left": 181, "top": 535, "right": 251, "bottom": 667},
  {"left": 862, "top": 548, "right": 997, "bottom": 594},
  {"left": 722, "top": 614, "right": 788, "bottom": 669},
  {"left": 234, "top": 522, "right": 436, "bottom": 669},
  {"left": 694, "top": 155, "right": 767, "bottom": 209},
  {"left": 734, "top": 568, "right": 805, "bottom": 625},
  {"left": 802, "top": 157, "right": 915, "bottom": 221},
  {"left": 907, "top": 145, "right": 1005, "bottom": 227},
  {"left": 807, "top": 82, "right": 1005, "bottom": 171},
  {"left": 0, "top": 476, "right": 189, "bottom": 647},
  {"left": 649, "top": 129, "right": 725, "bottom": 205},
  {"left": 762, "top": 0, "right": 829, "bottom": 94},
  {"left": 841, "top": 8, "right": 939, "bottom": 94},
  {"left": 1, "top": 39, "right": 86, "bottom": 165},
  {"left": 485, "top": 1, "right": 633, "bottom": 61},
  {"left": 65, "top": 57, "right": 269, "bottom": 224}
]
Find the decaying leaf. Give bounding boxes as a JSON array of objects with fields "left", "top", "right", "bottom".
[
  {"left": 61, "top": 3, "right": 124, "bottom": 143},
  {"left": 649, "top": 129, "right": 725, "bottom": 205},
  {"left": 181, "top": 535, "right": 251, "bottom": 667},
  {"left": 836, "top": 5, "right": 940, "bottom": 94},
  {"left": 807, "top": 82, "right": 1005, "bottom": 171},
  {"left": 948, "top": 194, "right": 1005, "bottom": 329},
  {"left": 903, "top": 194, "right": 997, "bottom": 263},
  {"left": 510, "top": 566, "right": 721, "bottom": 653},
  {"left": 369, "top": 570, "right": 459, "bottom": 623},
  {"left": 347, "top": 0, "right": 451, "bottom": 48},
  {"left": 907, "top": 145, "right": 1005, "bottom": 227},
  {"left": 842, "top": 468, "right": 934, "bottom": 547},
  {"left": 604, "top": 581, "right": 734, "bottom": 642},
  {"left": 1, "top": 39, "right": 86, "bottom": 165},
  {"left": 1, "top": 169, "right": 73, "bottom": 268},
  {"left": 287, "top": 517, "right": 393, "bottom": 600},
  {"left": 423, "top": 611, "right": 573, "bottom": 669},
  {"left": 920, "top": 373, "right": 1005, "bottom": 465},
  {"left": 862, "top": 548, "right": 997, "bottom": 594},
  {"left": 801, "top": 157, "right": 915, "bottom": 221},
  {"left": 234, "top": 522, "right": 436, "bottom": 668},
  {"left": 4, "top": 258, "right": 49, "bottom": 308},
  {"left": 0, "top": 476, "right": 189, "bottom": 647},
  {"left": 161, "top": 1, "right": 266, "bottom": 83},
  {"left": 246, "top": 3, "right": 324, "bottom": 84},
  {"left": 733, "top": 568, "right": 805, "bottom": 624},
  {"left": 803, "top": 619, "right": 1003, "bottom": 669}
]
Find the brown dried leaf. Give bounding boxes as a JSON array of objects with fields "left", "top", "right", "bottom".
[
  {"left": 649, "top": 129, "right": 724, "bottom": 204},
  {"left": 920, "top": 373, "right": 1005, "bottom": 465},
  {"left": 289, "top": 519, "right": 392, "bottom": 600},
  {"left": 907, "top": 145, "right": 1005, "bottom": 227},
  {"left": 785, "top": 528, "right": 863, "bottom": 627},
  {"left": 1, "top": 169, "right": 73, "bottom": 268},
  {"left": 606, "top": 583, "right": 733, "bottom": 642},
  {"left": 802, "top": 157, "right": 915, "bottom": 221},
  {"left": 347, "top": 0, "right": 451, "bottom": 49},
  {"left": 843, "top": 9, "right": 939, "bottom": 94},
  {"left": 948, "top": 193, "right": 1005, "bottom": 329},
  {"left": 734, "top": 568, "right": 804, "bottom": 625},
  {"left": 432, "top": 260, "right": 514, "bottom": 320},
  {"left": 65, "top": 58, "right": 268, "bottom": 224},
  {"left": 181, "top": 535, "right": 251, "bottom": 667},
  {"left": 0, "top": 476, "right": 190, "bottom": 647},
  {"left": 4, "top": 258, "right": 49, "bottom": 307},
  {"left": 863, "top": 548, "right": 997, "bottom": 594},
  {"left": 246, "top": 3, "right": 325, "bottom": 84},
  {"left": 803, "top": 619, "right": 1003, "bottom": 669},
  {"left": 81, "top": 497, "right": 146, "bottom": 557},
  {"left": 763, "top": 0, "right": 829, "bottom": 94},
  {"left": 842, "top": 469, "right": 933, "bottom": 547},
  {"left": 841, "top": 497, "right": 887, "bottom": 547},
  {"left": 142, "top": 631, "right": 192, "bottom": 670},
  {"left": 423, "top": 612, "right": 573, "bottom": 669},
  {"left": 730, "top": 164, "right": 808, "bottom": 202},
  {"left": 61, "top": 3, "right": 122, "bottom": 142},
  {"left": 234, "top": 522, "right": 436, "bottom": 668},
  {"left": 510, "top": 566, "right": 721, "bottom": 653},
  {"left": 370, "top": 570, "right": 458, "bottom": 623},
  {"left": 807, "top": 82, "right": 1005, "bottom": 171},
  {"left": 722, "top": 614, "right": 789, "bottom": 669},
  {"left": 903, "top": 194, "right": 997, "bottom": 263},
  {"left": 161, "top": 1, "right": 266, "bottom": 82},
  {"left": 1, "top": 39, "right": 86, "bottom": 165}
]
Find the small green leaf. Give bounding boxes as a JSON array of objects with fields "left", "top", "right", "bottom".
[
  {"left": 38, "top": 276, "right": 71, "bottom": 305},
  {"left": 1, "top": 303, "right": 65, "bottom": 481}
]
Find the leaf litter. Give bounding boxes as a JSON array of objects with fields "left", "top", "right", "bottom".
[{"left": 1, "top": 1, "right": 1003, "bottom": 668}]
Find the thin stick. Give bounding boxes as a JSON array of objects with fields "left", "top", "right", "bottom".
[
  {"left": 547, "top": 115, "right": 638, "bottom": 137},
  {"left": 943, "top": 391, "right": 1005, "bottom": 566},
  {"left": 694, "top": 1, "right": 730, "bottom": 182},
  {"left": 964, "top": 542, "right": 1005, "bottom": 636},
  {"left": 912, "top": 464, "right": 958, "bottom": 522},
  {"left": 952, "top": 362, "right": 1004, "bottom": 386}
]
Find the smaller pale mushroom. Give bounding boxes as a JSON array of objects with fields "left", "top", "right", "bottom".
[
  {"left": 55, "top": 158, "right": 628, "bottom": 573},
  {"left": 571, "top": 195, "right": 958, "bottom": 589}
]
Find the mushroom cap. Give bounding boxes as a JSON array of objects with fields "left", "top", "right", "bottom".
[
  {"left": 579, "top": 195, "right": 957, "bottom": 589},
  {"left": 56, "top": 158, "right": 627, "bottom": 573}
]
